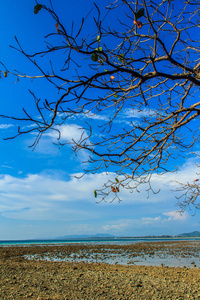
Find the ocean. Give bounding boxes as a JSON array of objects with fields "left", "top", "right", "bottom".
[{"left": 0, "top": 236, "right": 199, "bottom": 247}]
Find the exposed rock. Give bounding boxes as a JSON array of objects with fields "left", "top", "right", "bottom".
[{"left": 0, "top": 242, "right": 200, "bottom": 299}]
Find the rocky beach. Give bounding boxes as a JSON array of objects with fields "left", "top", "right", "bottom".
[{"left": 0, "top": 241, "right": 200, "bottom": 299}]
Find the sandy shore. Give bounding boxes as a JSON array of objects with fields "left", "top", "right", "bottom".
[{"left": 0, "top": 242, "right": 200, "bottom": 299}]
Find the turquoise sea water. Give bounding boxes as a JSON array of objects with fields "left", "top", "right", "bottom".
[{"left": 0, "top": 237, "right": 199, "bottom": 246}]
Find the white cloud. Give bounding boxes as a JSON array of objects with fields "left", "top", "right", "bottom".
[
  {"left": 122, "top": 108, "right": 157, "bottom": 119},
  {"left": 26, "top": 123, "right": 90, "bottom": 156},
  {"left": 1, "top": 160, "right": 197, "bottom": 222},
  {"left": 0, "top": 170, "right": 161, "bottom": 221},
  {"left": 113, "top": 108, "right": 159, "bottom": 126},
  {"left": 103, "top": 222, "right": 130, "bottom": 232},
  {"left": 60, "top": 108, "right": 156, "bottom": 126},
  {"left": 1, "top": 165, "right": 15, "bottom": 170},
  {"left": 58, "top": 110, "right": 108, "bottom": 122},
  {"left": 0, "top": 172, "right": 112, "bottom": 220},
  {"left": 163, "top": 210, "right": 188, "bottom": 221},
  {"left": 45, "top": 124, "right": 88, "bottom": 143},
  {"left": 149, "top": 159, "right": 200, "bottom": 191},
  {"left": 0, "top": 158, "right": 199, "bottom": 224},
  {"left": 0, "top": 124, "right": 13, "bottom": 129},
  {"left": 141, "top": 216, "right": 161, "bottom": 225},
  {"left": 103, "top": 212, "right": 189, "bottom": 236},
  {"left": 83, "top": 111, "right": 108, "bottom": 121}
]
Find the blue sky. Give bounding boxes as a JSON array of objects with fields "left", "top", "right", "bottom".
[{"left": 0, "top": 0, "right": 199, "bottom": 240}]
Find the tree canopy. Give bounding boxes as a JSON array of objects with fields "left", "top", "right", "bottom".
[{"left": 1, "top": 0, "right": 200, "bottom": 211}]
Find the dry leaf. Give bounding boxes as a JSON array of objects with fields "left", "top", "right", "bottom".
[
  {"left": 134, "top": 20, "right": 142, "bottom": 29},
  {"left": 111, "top": 186, "right": 119, "bottom": 192},
  {"left": 110, "top": 75, "right": 115, "bottom": 85},
  {"left": 111, "top": 186, "right": 116, "bottom": 192}
]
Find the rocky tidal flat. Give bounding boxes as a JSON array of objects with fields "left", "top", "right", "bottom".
[{"left": 0, "top": 241, "right": 200, "bottom": 299}]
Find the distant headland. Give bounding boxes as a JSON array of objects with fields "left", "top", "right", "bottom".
[{"left": 54, "top": 231, "right": 200, "bottom": 240}]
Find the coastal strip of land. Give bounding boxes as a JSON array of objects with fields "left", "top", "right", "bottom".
[{"left": 0, "top": 242, "right": 200, "bottom": 299}]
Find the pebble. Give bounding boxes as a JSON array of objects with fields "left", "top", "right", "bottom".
[{"left": 0, "top": 242, "right": 199, "bottom": 299}]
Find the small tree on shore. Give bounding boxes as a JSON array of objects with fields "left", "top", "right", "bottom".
[{"left": 1, "top": 0, "right": 200, "bottom": 211}]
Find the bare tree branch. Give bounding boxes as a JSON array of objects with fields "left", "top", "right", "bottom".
[{"left": 1, "top": 0, "right": 200, "bottom": 209}]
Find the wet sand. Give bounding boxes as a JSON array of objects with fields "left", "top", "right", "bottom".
[{"left": 0, "top": 241, "right": 200, "bottom": 299}]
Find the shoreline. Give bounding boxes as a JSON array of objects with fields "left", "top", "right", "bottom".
[
  {"left": 1, "top": 241, "right": 200, "bottom": 299},
  {"left": 1, "top": 240, "right": 200, "bottom": 268},
  {"left": 1, "top": 236, "right": 200, "bottom": 245}
]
